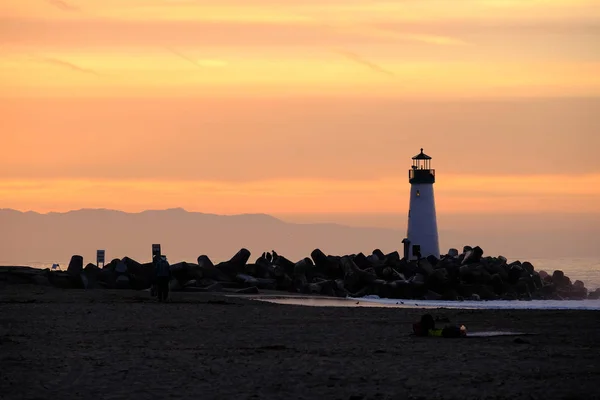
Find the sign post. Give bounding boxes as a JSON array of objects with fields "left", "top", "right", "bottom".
[
  {"left": 152, "top": 244, "right": 161, "bottom": 262},
  {"left": 96, "top": 250, "right": 105, "bottom": 268}
]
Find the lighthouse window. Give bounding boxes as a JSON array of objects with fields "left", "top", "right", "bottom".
[{"left": 416, "top": 190, "right": 420, "bottom": 197}]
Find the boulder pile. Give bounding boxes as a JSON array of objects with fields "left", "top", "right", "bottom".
[{"left": 2, "top": 246, "right": 599, "bottom": 301}]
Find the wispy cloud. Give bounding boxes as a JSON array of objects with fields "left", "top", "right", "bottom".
[
  {"left": 163, "top": 46, "right": 204, "bottom": 68},
  {"left": 332, "top": 23, "right": 470, "bottom": 47},
  {"left": 399, "top": 33, "right": 469, "bottom": 46},
  {"left": 45, "top": 0, "right": 80, "bottom": 12},
  {"left": 34, "top": 56, "right": 99, "bottom": 76},
  {"left": 164, "top": 46, "right": 227, "bottom": 68},
  {"left": 333, "top": 49, "right": 394, "bottom": 76}
]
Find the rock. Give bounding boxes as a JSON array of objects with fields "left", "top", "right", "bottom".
[
  {"left": 521, "top": 262, "right": 535, "bottom": 274},
  {"left": 340, "top": 256, "right": 378, "bottom": 293},
  {"left": 424, "top": 290, "right": 442, "bottom": 300},
  {"left": 307, "top": 280, "right": 338, "bottom": 296},
  {"left": 115, "top": 261, "right": 128, "bottom": 274},
  {"left": 426, "top": 255, "right": 439, "bottom": 266},
  {"left": 81, "top": 264, "right": 101, "bottom": 289},
  {"left": 230, "top": 247, "right": 251, "bottom": 266},
  {"left": 32, "top": 271, "right": 51, "bottom": 286},
  {"left": 293, "top": 258, "right": 313, "bottom": 277},
  {"left": 115, "top": 274, "right": 130, "bottom": 289},
  {"left": 410, "top": 273, "right": 426, "bottom": 285},
  {"left": 170, "top": 262, "right": 196, "bottom": 285},
  {"left": 272, "top": 253, "right": 295, "bottom": 277},
  {"left": 84, "top": 263, "right": 101, "bottom": 277},
  {"left": 204, "top": 283, "right": 224, "bottom": 292},
  {"left": 372, "top": 249, "right": 385, "bottom": 260},
  {"left": 216, "top": 248, "right": 251, "bottom": 278},
  {"left": 589, "top": 288, "right": 600, "bottom": 300},
  {"left": 236, "top": 273, "right": 259, "bottom": 287},
  {"left": 364, "top": 255, "right": 380, "bottom": 268},
  {"left": 508, "top": 265, "right": 523, "bottom": 285},
  {"left": 169, "top": 279, "right": 183, "bottom": 291},
  {"left": 418, "top": 259, "right": 434, "bottom": 276},
  {"left": 531, "top": 272, "right": 543, "bottom": 290},
  {"left": 490, "top": 274, "right": 505, "bottom": 295},
  {"left": 570, "top": 280, "right": 588, "bottom": 299},
  {"left": 427, "top": 268, "right": 449, "bottom": 293},
  {"left": 98, "top": 268, "right": 117, "bottom": 288},
  {"left": 353, "top": 253, "right": 371, "bottom": 270},
  {"left": 67, "top": 255, "right": 84, "bottom": 277},
  {"left": 195, "top": 256, "right": 228, "bottom": 282},
  {"left": 476, "top": 285, "right": 499, "bottom": 300},
  {"left": 552, "top": 270, "right": 571, "bottom": 289},
  {"left": 441, "top": 289, "right": 459, "bottom": 300},
  {"left": 501, "top": 291, "right": 518, "bottom": 300},
  {"left": 462, "top": 246, "right": 483, "bottom": 265},
  {"left": 310, "top": 248, "right": 329, "bottom": 268},
  {"left": 0, "top": 266, "right": 52, "bottom": 286},
  {"left": 385, "top": 280, "right": 426, "bottom": 299},
  {"left": 384, "top": 251, "right": 400, "bottom": 264},
  {"left": 9, "top": 244, "right": 586, "bottom": 301},
  {"left": 236, "top": 286, "right": 259, "bottom": 294},
  {"left": 459, "top": 265, "right": 475, "bottom": 284},
  {"left": 517, "top": 277, "right": 535, "bottom": 295}
]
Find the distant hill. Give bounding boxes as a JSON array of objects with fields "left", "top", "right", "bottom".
[
  {"left": 1, "top": 208, "right": 599, "bottom": 266},
  {"left": 0, "top": 208, "right": 405, "bottom": 265}
]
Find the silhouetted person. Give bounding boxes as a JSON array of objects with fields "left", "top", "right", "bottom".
[{"left": 154, "top": 255, "right": 171, "bottom": 302}]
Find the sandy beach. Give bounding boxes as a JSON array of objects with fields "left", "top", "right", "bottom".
[{"left": 1, "top": 285, "right": 600, "bottom": 400}]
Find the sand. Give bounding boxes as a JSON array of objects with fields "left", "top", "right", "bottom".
[{"left": 1, "top": 285, "right": 599, "bottom": 400}]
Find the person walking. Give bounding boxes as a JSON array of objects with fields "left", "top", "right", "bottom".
[{"left": 154, "top": 255, "right": 171, "bottom": 302}]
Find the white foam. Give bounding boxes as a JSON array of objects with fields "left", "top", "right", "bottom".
[{"left": 348, "top": 295, "right": 600, "bottom": 310}]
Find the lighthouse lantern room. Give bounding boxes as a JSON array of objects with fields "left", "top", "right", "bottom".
[{"left": 406, "top": 148, "right": 440, "bottom": 260}]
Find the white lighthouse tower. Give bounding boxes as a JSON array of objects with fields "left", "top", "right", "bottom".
[{"left": 406, "top": 148, "right": 440, "bottom": 260}]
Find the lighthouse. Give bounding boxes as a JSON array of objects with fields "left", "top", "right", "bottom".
[{"left": 406, "top": 148, "right": 440, "bottom": 260}]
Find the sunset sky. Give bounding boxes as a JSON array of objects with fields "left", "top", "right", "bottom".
[{"left": 1, "top": 0, "right": 599, "bottom": 224}]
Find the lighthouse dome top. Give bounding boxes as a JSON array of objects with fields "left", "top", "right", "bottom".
[{"left": 412, "top": 148, "right": 432, "bottom": 160}]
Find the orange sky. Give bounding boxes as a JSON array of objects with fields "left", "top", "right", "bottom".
[{"left": 1, "top": 0, "right": 599, "bottom": 220}]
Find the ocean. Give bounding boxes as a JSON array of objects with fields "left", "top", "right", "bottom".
[{"left": 7, "top": 257, "right": 600, "bottom": 291}]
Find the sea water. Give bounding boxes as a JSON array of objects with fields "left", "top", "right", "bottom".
[{"left": 251, "top": 295, "right": 600, "bottom": 310}]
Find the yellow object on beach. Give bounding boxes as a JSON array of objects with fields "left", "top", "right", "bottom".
[{"left": 428, "top": 329, "right": 443, "bottom": 337}]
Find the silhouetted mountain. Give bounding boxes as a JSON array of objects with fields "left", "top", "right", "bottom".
[
  {"left": 1, "top": 208, "right": 599, "bottom": 266},
  {"left": 0, "top": 208, "right": 405, "bottom": 264}
]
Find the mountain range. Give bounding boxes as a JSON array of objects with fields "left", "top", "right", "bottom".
[
  {"left": 1, "top": 208, "right": 599, "bottom": 265},
  {"left": 0, "top": 208, "right": 406, "bottom": 265}
]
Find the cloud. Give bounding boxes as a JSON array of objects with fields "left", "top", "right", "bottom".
[
  {"left": 332, "top": 49, "right": 394, "bottom": 76},
  {"left": 163, "top": 46, "right": 204, "bottom": 68},
  {"left": 45, "top": 0, "right": 79, "bottom": 12},
  {"left": 34, "top": 56, "right": 100, "bottom": 76},
  {"left": 163, "top": 46, "right": 226, "bottom": 68},
  {"left": 400, "top": 33, "right": 468, "bottom": 46},
  {"left": 0, "top": 18, "right": 469, "bottom": 49}
]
